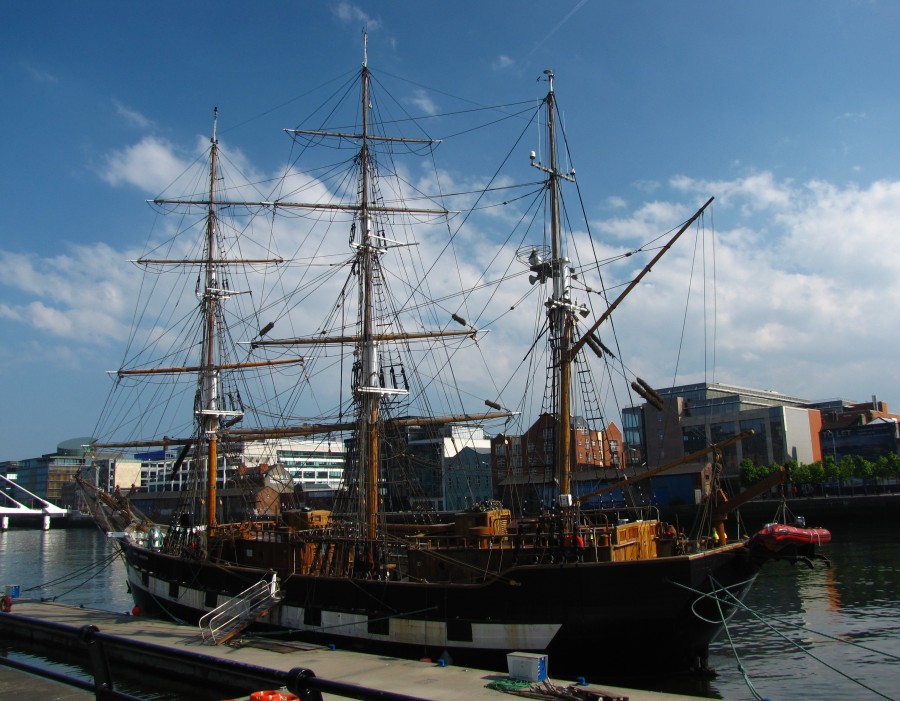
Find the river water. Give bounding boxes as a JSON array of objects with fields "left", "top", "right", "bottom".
[{"left": 1, "top": 524, "right": 898, "bottom": 700}]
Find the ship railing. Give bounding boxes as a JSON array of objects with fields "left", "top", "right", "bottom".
[
  {"left": 199, "top": 571, "right": 281, "bottom": 645},
  {"left": 405, "top": 508, "right": 665, "bottom": 552},
  {"left": 580, "top": 504, "right": 661, "bottom": 524}
]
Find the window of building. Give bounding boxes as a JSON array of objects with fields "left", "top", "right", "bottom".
[
  {"left": 682, "top": 427, "right": 707, "bottom": 454},
  {"left": 739, "top": 418, "right": 769, "bottom": 466}
]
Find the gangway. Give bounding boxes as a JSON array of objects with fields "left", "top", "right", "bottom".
[
  {"left": 0, "top": 474, "right": 67, "bottom": 530},
  {"left": 199, "top": 572, "right": 282, "bottom": 645}
]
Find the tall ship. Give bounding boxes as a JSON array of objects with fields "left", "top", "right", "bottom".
[{"left": 81, "top": 39, "right": 820, "bottom": 679}]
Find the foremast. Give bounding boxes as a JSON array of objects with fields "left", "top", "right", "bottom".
[{"left": 92, "top": 108, "right": 296, "bottom": 538}]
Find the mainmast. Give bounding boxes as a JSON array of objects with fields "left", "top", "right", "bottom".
[
  {"left": 532, "top": 71, "right": 577, "bottom": 507},
  {"left": 203, "top": 107, "right": 221, "bottom": 533},
  {"left": 264, "top": 35, "right": 470, "bottom": 538},
  {"left": 358, "top": 41, "right": 381, "bottom": 539}
]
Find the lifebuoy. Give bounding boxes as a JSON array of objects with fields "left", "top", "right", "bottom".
[
  {"left": 249, "top": 692, "right": 298, "bottom": 701},
  {"left": 0, "top": 595, "right": 11, "bottom": 613}
]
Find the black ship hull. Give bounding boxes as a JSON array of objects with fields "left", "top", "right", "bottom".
[{"left": 121, "top": 539, "right": 759, "bottom": 679}]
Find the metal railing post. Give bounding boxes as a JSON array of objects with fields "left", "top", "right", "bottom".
[{"left": 79, "top": 624, "right": 114, "bottom": 699}]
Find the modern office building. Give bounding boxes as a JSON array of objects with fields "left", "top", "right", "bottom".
[
  {"left": 106, "top": 438, "right": 347, "bottom": 494},
  {"left": 813, "top": 397, "right": 900, "bottom": 463},
  {"left": 404, "top": 423, "right": 493, "bottom": 512},
  {"left": 1, "top": 436, "right": 346, "bottom": 507},
  {"left": 621, "top": 383, "right": 900, "bottom": 505},
  {"left": 261, "top": 439, "right": 346, "bottom": 492},
  {"left": 9, "top": 437, "right": 94, "bottom": 505}
]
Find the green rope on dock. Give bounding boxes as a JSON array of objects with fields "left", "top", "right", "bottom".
[{"left": 486, "top": 678, "right": 535, "bottom": 692}]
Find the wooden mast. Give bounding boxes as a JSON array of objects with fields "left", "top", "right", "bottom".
[
  {"left": 204, "top": 107, "right": 220, "bottom": 534},
  {"left": 359, "top": 34, "right": 380, "bottom": 540},
  {"left": 533, "top": 71, "right": 577, "bottom": 507}
]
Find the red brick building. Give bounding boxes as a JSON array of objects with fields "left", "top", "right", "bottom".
[{"left": 490, "top": 414, "right": 625, "bottom": 510}]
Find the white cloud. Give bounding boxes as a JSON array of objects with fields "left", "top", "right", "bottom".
[
  {"left": 602, "top": 172, "right": 900, "bottom": 404},
  {"left": 27, "top": 301, "right": 74, "bottom": 335},
  {"left": 6, "top": 143, "right": 900, "bottom": 441},
  {"left": 670, "top": 171, "right": 792, "bottom": 213},
  {"left": 492, "top": 55, "right": 514, "bottom": 71},
  {"left": 0, "top": 245, "right": 134, "bottom": 344},
  {"left": 407, "top": 89, "right": 438, "bottom": 117},
  {"left": 100, "top": 136, "right": 191, "bottom": 192},
  {"left": 20, "top": 62, "right": 57, "bottom": 83},
  {"left": 837, "top": 111, "right": 867, "bottom": 122},
  {"left": 113, "top": 99, "right": 154, "bottom": 130},
  {"left": 333, "top": 2, "right": 381, "bottom": 30}
]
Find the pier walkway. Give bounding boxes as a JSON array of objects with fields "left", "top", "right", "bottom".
[{"left": 1, "top": 601, "right": 704, "bottom": 701}]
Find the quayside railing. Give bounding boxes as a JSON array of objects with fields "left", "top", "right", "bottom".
[{"left": 199, "top": 571, "right": 282, "bottom": 645}]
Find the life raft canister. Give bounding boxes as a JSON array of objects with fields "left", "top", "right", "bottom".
[{"left": 562, "top": 534, "right": 585, "bottom": 548}]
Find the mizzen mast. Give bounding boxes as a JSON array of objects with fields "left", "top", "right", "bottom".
[{"left": 531, "top": 71, "right": 578, "bottom": 508}]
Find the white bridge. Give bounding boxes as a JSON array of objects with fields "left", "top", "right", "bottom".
[{"left": 0, "top": 473, "right": 67, "bottom": 530}]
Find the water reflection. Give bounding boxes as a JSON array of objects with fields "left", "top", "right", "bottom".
[{"left": 0, "top": 528, "right": 132, "bottom": 612}]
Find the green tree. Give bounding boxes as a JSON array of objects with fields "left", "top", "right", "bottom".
[
  {"left": 848, "top": 456, "right": 874, "bottom": 493},
  {"left": 739, "top": 459, "right": 779, "bottom": 487},
  {"left": 874, "top": 453, "right": 900, "bottom": 485},
  {"left": 807, "top": 460, "right": 825, "bottom": 485},
  {"left": 791, "top": 461, "right": 812, "bottom": 485}
]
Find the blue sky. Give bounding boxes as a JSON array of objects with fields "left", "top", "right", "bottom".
[{"left": 3, "top": 0, "right": 900, "bottom": 461}]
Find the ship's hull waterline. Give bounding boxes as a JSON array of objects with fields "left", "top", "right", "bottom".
[{"left": 122, "top": 537, "right": 759, "bottom": 678}]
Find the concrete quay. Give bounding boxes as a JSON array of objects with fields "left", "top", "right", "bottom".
[{"left": 0, "top": 601, "right": 706, "bottom": 701}]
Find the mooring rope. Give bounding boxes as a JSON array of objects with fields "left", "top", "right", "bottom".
[
  {"left": 22, "top": 550, "right": 122, "bottom": 603},
  {"left": 709, "top": 582, "right": 765, "bottom": 701},
  {"left": 669, "top": 576, "right": 898, "bottom": 701}
]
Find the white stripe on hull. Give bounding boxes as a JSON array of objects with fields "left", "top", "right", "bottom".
[{"left": 126, "top": 563, "right": 560, "bottom": 650}]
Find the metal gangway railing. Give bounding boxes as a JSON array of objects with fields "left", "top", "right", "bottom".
[
  {"left": 199, "top": 571, "right": 282, "bottom": 645},
  {"left": 0, "top": 473, "right": 67, "bottom": 530}
]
